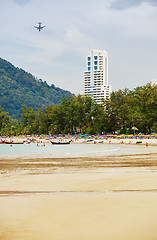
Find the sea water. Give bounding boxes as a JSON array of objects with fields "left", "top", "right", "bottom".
[{"left": 0, "top": 143, "right": 156, "bottom": 159}]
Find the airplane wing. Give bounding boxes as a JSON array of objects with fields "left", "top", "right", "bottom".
[{"left": 34, "top": 26, "right": 39, "bottom": 29}]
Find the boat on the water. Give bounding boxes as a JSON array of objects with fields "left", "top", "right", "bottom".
[
  {"left": 0, "top": 140, "right": 24, "bottom": 144},
  {"left": 50, "top": 140, "right": 72, "bottom": 145}
]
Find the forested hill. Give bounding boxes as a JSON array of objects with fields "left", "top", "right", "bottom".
[{"left": 0, "top": 57, "right": 73, "bottom": 119}]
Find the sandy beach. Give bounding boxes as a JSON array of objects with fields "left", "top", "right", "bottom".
[{"left": 0, "top": 150, "right": 157, "bottom": 240}]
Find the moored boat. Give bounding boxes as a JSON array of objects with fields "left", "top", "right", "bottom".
[
  {"left": 50, "top": 140, "right": 72, "bottom": 145},
  {"left": 0, "top": 140, "right": 24, "bottom": 144}
]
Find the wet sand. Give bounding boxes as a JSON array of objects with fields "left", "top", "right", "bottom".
[{"left": 1, "top": 153, "right": 157, "bottom": 240}]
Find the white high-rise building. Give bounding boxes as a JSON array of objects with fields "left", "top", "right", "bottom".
[{"left": 84, "top": 50, "right": 112, "bottom": 104}]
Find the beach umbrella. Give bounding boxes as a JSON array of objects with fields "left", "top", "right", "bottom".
[
  {"left": 132, "top": 126, "right": 139, "bottom": 131},
  {"left": 132, "top": 126, "right": 139, "bottom": 134}
]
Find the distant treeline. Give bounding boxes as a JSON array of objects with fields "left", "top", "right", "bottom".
[{"left": 0, "top": 82, "right": 157, "bottom": 135}]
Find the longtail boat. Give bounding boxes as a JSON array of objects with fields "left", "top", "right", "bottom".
[
  {"left": 50, "top": 140, "right": 72, "bottom": 145},
  {"left": 0, "top": 140, "right": 24, "bottom": 144}
]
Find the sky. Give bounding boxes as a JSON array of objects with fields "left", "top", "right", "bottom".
[{"left": 0, "top": 0, "right": 157, "bottom": 94}]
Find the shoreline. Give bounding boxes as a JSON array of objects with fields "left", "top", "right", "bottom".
[{"left": 1, "top": 135, "right": 157, "bottom": 146}]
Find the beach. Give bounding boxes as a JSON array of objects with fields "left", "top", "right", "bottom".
[{"left": 0, "top": 143, "right": 157, "bottom": 240}]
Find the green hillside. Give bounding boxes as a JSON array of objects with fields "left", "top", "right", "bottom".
[{"left": 0, "top": 57, "right": 73, "bottom": 119}]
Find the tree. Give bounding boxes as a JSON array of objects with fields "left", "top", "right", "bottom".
[
  {"left": 20, "top": 105, "right": 39, "bottom": 134},
  {"left": 38, "top": 106, "right": 54, "bottom": 134},
  {"left": 103, "top": 89, "right": 132, "bottom": 134},
  {"left": 0, "top": 106, "right": 12, "bottom": 135},
  {"left": 130, "top": 82, "right": 157, "bottom": 133}
]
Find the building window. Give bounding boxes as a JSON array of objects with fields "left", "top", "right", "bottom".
[
  {"left": 88, "top": 67, "right": 91, "bottom": 71},
  {"left": 94, "top": 61, "right": 98, "bottom": 65},
  {"left": 88, "top": 57, "right": 90, "bottom": 61},
  {"left": 94, "top": 66, "right": 97, "bottom": 70},
  {"left": 94, "top": 56, "right": 98, "bottom": 60},
  {"left": 88, "top": 62, "right": 90, "bottom": 66}
]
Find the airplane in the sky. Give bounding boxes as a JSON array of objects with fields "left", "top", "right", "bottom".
[{"left": 34, "top": 22, "right": 46, "bottom": 31}]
